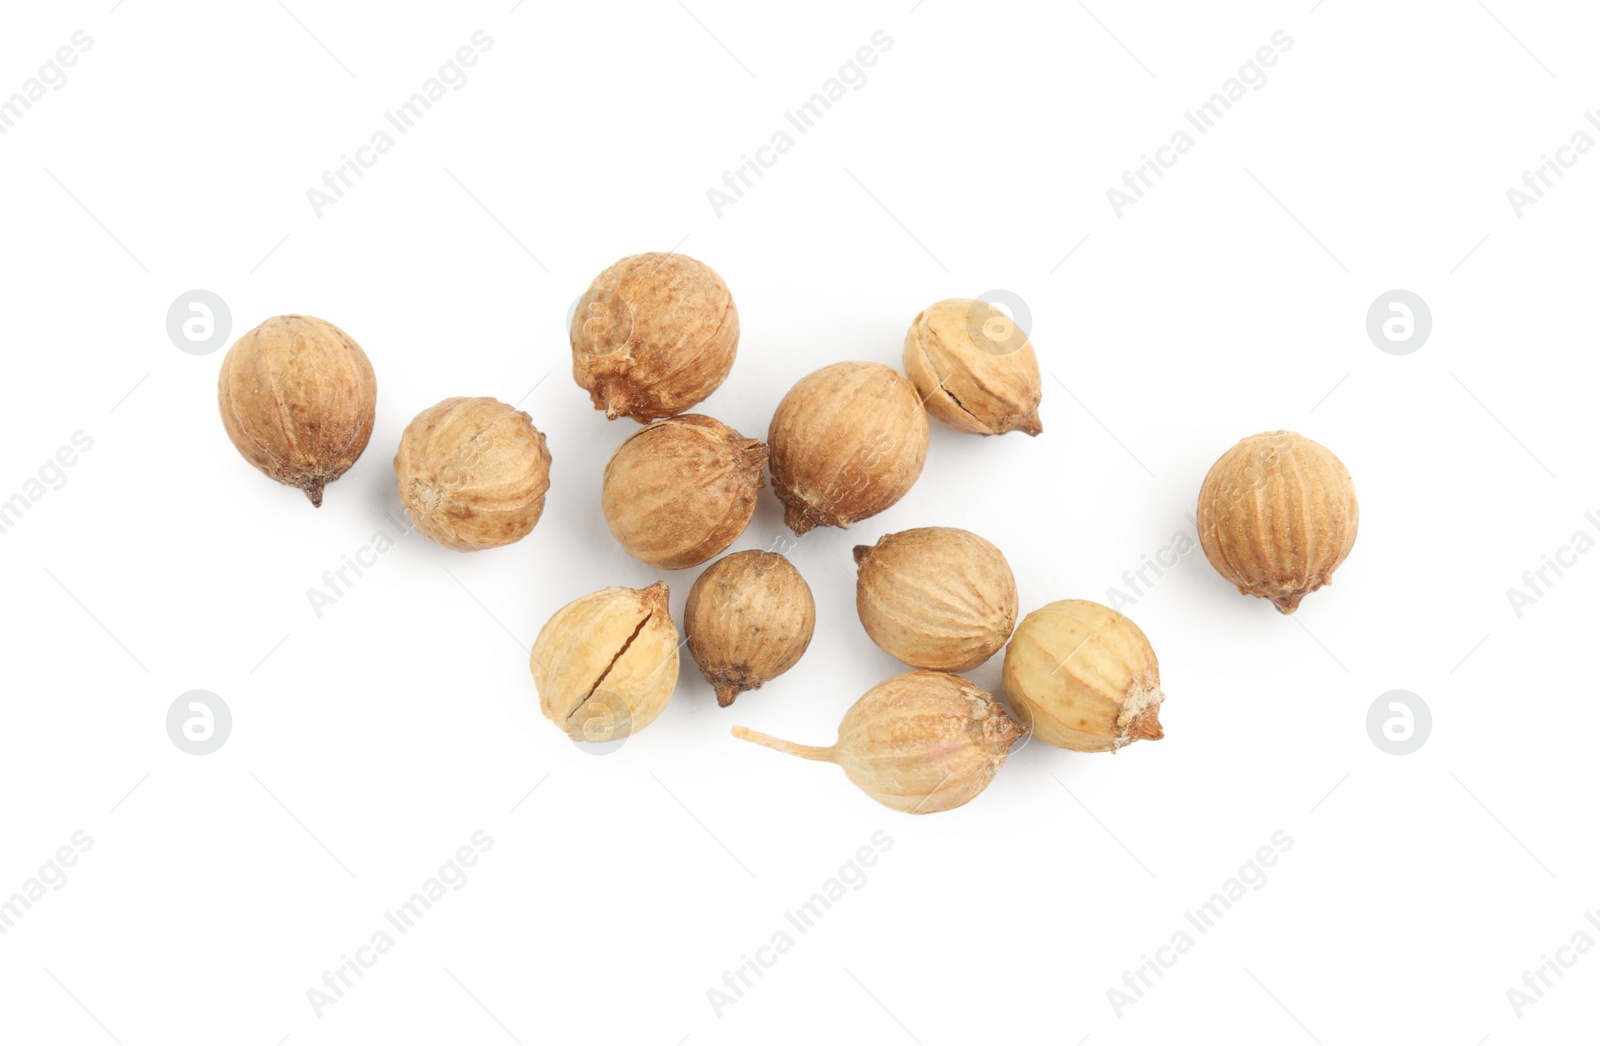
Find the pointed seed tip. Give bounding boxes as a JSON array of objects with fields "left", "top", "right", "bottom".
[
  {"left": 601, "top": 386, "right": 630, "bottom": 420},
  {"left": 639, "top": 580, "right": 670, "bottom": 612},
  {"left": 1133, "top": 711, "right": 1164, "bottom": 741}
]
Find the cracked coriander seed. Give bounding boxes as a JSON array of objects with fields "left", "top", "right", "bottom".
[
  {"left": 531, "top": 582, "right": 679, "bottom": 743},
  {"left": 902, "top": 298, "right": 1042, "bottom": 437}
]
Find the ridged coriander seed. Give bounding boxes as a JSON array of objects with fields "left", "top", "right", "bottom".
[{"left": 733, "top": 671, "right": 1024, "bottom": 814}]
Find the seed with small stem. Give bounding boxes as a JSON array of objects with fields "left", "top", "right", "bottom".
[{"left": 733, "top": 670, "right": 1024, "bottom": 814}]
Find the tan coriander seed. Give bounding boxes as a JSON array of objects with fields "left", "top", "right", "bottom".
[
  {"left": 394, "top": 397, "right": 553, "bottom": 551},
  {"left": 902, "top": 298, "right": 1043, "bottom": 436},
  {"left": 854, "top": 527, "right": 1018, "bottom": 672},
  {"left": 1196, "top": 430, "right": 1358, "bottom": 614},
  {"left": 767, "top": 361, "right": 930, "bottom": 535},
  {"left": 685, "top": 550, "right": 815, "bottom": 706},
  {"left": 217, "top": 314, "right": 377, "bottom": 507},
  {"left": 531, "top": 582, "right": 679, "bottom": 742},
  {"left": 1002, "top": 598, "right": 1165, "bottom": 753},
  {"left": 733, "top": 670, "right": 1024, "bottom": 814},
  {"left": 601, "top": 414, "right": 767, "bottom": 570},
  {"left": 570, "top": 252, "right": 738, "bottom": 423}
]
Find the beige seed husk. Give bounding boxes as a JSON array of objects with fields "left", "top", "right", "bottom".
[
  {"left": 1196, "top": 430, "right": 1359, "bottom": 614},
  {"left": 530, "top": 582, "right": 679, "bottom": 743},
  {"left": 394, "top": 397, "right": 553, "bottom": 551},
  {"left": 1002, "top": 599, "right": 1165, "bottom": 753},
  {"left": 902, "top": 298, "right": 1043, "bottom": 436},
  {"left": 767, "top": 361, "right": 930, "bottom": 535},
  {"left": 217, "top": 314, "right": 376, "bottom": 507},
  {"left": 685, "top": 551, "right": 815, "bottom": 707},
  {"left": 854, "top": 527, "right": 1018, "bottom": 672},
  {"left": 602, "top": 415, "right": 767, "bottom": 570},
  {"left": 732, "top": 671, "right": 1024, "bottom": 814},
  {"left": 570, "top": 252, "right": 738, "bottom": 423}
]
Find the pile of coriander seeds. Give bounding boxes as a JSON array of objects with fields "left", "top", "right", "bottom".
[{"left": 218, "top": 252, "right": 1359, "bottom": 815}]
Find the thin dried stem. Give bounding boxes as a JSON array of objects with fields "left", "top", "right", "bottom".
[{"left": 731, "top": 726, "right": 835, "bottom": 762}]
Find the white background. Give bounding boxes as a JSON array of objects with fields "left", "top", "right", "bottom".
[{"left": 0, "top": 0, "right": 1594, "bottom": 1042}]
